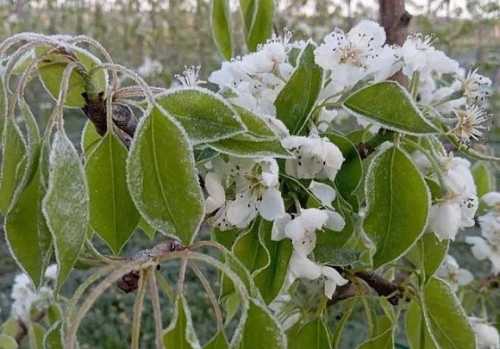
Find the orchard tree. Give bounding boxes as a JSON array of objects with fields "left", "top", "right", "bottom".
[{"left": 0, "top": 1, "right": 499, "bottom": 349}]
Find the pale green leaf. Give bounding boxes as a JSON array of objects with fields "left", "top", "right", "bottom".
[
  {"left": 472, "top": 161, "right": 496, "bottom": 213},
  {"left": 275, "top": 42, "right": 323, "bottom": 134},
  {"left": 288, "top": 319, "right": 332, "bottom": 349},
  {"left": 405, "top": 301, "right": 438, "bottom": 349},
  {"left": 407, "top": 233, "right": 449, "bottom": 283},
  {"left": 0, "top": 335, "right": 17, "bottom": 349},
  {"left": 36, "top": 46, "right": 107, "bottom": 108},
  {"left": 0, "top": 117, "right": 27, "bottom": 213},
  {"left": 6, "top": 145, "right": 52, "bottom": 288},
  {"left": 29, "top": 323, "right": 45, "bottom": 349},
  {"left": 43, "top": 321, "right": 63, "bottom": 349},
  {"left": 238, "top": 298, "right": 286, "bottom": 349},
  {"left": 138, "top": 217, "right": 156, "bottom": 240},
  {"left": 233, "top": 106, "right": 277, "bottom": 140},
  {"left": 210, "top": 0, "right": 233, "bottom": 59},
  {"left": 209, "top": 135, "right": 291, "bottom": 158},
  {"left": 240, "top": 0, "right": 274, "bottom": 51},
  {"left": 155, "top": 88, "right": 245, "bottom": 144},
  {"left": 127, "top": 106, "right": 204, "bottom": 245},
  {"left": 363, "top": 145, "right": 430, "bottom": 269},
  {"left": 86, "top": 132, "right": 140, "bottom": 254},
  {"left": 204, "top": 332, "right": 229, "bottom": 349},
  {"left": 357, "top": 316, "right": 394, "bottom": 349},
  {"left": 163, "top": 296, "right": 201, "bottom": 349},
  {"left": 43, "top": 130, "right": 89, "bottom": 290},
  {"left": 343, "top": 82, "right": 438, "bottom": 135},
  {"left": 81, "top": 121, "right": 102, "bottom": 156}
]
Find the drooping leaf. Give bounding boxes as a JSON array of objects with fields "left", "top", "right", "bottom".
[
  {"left": 163, "top": 296, "right": 201, "bottom": 349},
  {"left": 209, "top": 134, "right": 291, "bottom": 158},
  {"left": 86, "top": 132, "right": 140, "bottom": 254},
  {"left": 418, "top": 277, "right": 476, "bottom": 349},
  {"left": 42, "top": 130, "right": 89, "bottom": 290},
  {"left": 240, "top": 0, "right": 274, "bottom": 52},
  {"left": 0, "top": 117, "right": 27, "bottom": 213},
  {"left": 155, "top": 88, "right": 245, "bottom": 144},
  {"left": 5, "top": 144, "right": 52, "bottom": 288},
  {"left": 363, "top": 145, "right": 430, "bottom": 269},
  {"left": 81, "top": 121, "right": 102, "bottom": 156},
  {"left": 326, "top": 131, "right": 363, "bottom": 195},
  {"left": 275, "top": 42, "right": 323, "bottom": 134},
  {"left": 407, "top": 233, "right": 449, "bottom": 283},
  {"left": 36, "top": 46, "right": 107, "bottom": 108},
  {"left": 238, "top": 299, "right": 286, "bottom": 349},
  {"left": 254, "top": 220, "right": 293, "bottom": 304},
  {"left": 204, "top": 332, "right": 230, "bottom": 349},
  {"left": 288, "top": 319, "right": 332, "bottom": 349},
  {"left": 18, "top": 98, "right": 41, "bottom": 149},
  {"left": 405, "top": 300, "right": 438, "bottom": 349},
  {"left": 127, "top": 106, "right": 204, "bottom": 245},
  {"left": 210, "top": 0, "right": 233, "bottom": 59},
  {"left": 343, "top": 82, "right": 438, "bottom": 135}
]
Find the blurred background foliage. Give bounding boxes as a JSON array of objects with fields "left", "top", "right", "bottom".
[{"left": 0, "top": 0, "right": 498, "bottom": 348}]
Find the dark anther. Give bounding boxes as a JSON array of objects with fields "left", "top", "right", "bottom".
[
  {"left": 335, "top": 314, "right": 342, "bottom": 320},
  {"left": 156, "top": 264, "right": 161, "bottom": 271},
  {"left": 117, "top": 270, "right": 140, "bottom": 293}
]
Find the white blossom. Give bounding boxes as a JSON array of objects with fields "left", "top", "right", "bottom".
[
  {"left": 451, "top": 105, "right": 489, "bottom": 144},
  {"left": 436, "top": 255, "right": 473, "bottom": 291},
  {"left": 469, "top": 317, "right": 500, "bottom": 349},
  {"left": 461, "top": 69, "right": 492, "bottom": 107},
  {"left": 282, "top": 135, "right": 344, "bottom": 181}
]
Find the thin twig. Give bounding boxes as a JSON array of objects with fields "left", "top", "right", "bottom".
[
  {"left": 131, "top": 269, "right": 148, "bottom": 349},
  {"left": 148, "top": 267, "right": 165, "bottom": 349}
]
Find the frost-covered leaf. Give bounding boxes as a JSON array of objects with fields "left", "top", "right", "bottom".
[
  {"left": 163, "top": 296, "right": 201, "bottom": 349},
  {"left": 237, "top": 298, "right": 286, "bottom": 349},
  {"left": 127, "top": 106, "right": 204, "bottom": 245},
  {"left": 81, "top": 121, "right": 102, "bottom": 156},
  {"left": 29, "top": 323, "right": 45, "bottom": 349},
  {"left": 5, "top": 144, "right": 52, "bottom": 288},
  {"left": 275, "top": 42, "right": 323, "bottom": 134},
  {"left": 357, "top": 316, "right": 394, "bottom": 349},
  {"left": 204, "top": 332, "right": 229, "bottom": 349},
  {"left": 0, "top": 118, "right": 27, "bottom": 213},
  {"left": 86, "top": 132, "right": 139, "bottom": 254},
  {"left": 343, "top": 82, "right": 438, "bottom": 135},
  {"left": 211, "top": 0, "right": 232, "bottom": 59},
  {"left": 44, "top": 321, "right": 63, "bottom": 349},
  {"left": 18, "top": 98, "right": 41, "bottom": 149},
  {"left": 209, "top": 134, "right": 291, "bottom": 158},
  {"left": 36, "top": 46, "right": 107, "bottom": 108},
  {"left": 240, "top": 0, "right": 274, "bottom": 52},
  {"left": 155, "top": 88, "right": 245, "bottom": 144},
  {"left": 405, "top": 300, "right": 438, "bottom": 349},
  {"left": 472, "top": 161, "right": 495, "bottom": 213},
  {"left": 0, "top": 335, "right": 17, "bottom": 349},
  {"left": 418, "top": 277, "right": 476, "bottom": 349},
  {"left": 43, "top": 130, "right": 89, "bottom": 290},
  {"left": 233, "top": 106, "right": 277, "bottom": 140},
  {"left": 232, "top": 221, "right": 269, "bottom": 275},
  {"left": 138, "top": 217, "right": 156, "bottom": 240},
  {"left": 287, "top": 318, "right": 332, "bottom": 349},
  {"left": 407, "top": 233, "right": 448, "bottom": 283},
  {"left": 254, "top": 220, "right": 293, "bottom": 304},
  {"left": 363, "top": 145, "right": 430, "bottom": 269},
  {"left": 326, "top": 131, "right": 363, "bottom": 195}
]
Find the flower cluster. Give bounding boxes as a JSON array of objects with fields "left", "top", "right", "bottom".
[{"left": 466, "top": 192, "right": 500, "bottom": 274}]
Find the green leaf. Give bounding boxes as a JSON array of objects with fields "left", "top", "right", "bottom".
[
  {"left": 211, "top": 0, "right": 233, "bottom": 59},
  {"left": 163, "top": 296, "right": 201, "bottom": 349},
  {"left": 36, "top": 46, "right": 107, "bottom": 108},
  {"left": 29, "top": 323, "right": 45, "bottom": 349},
  {"left": 209, "top": 135, "right": 291, "bottom": 158},
  {"left": 233, "top": 106, "right": 277, "bottom": 140},
  {"left": 407, "top": 233, "right": 448, "bottom": 283},
  {"left": 86, "top": 132, "right": 140, "bottom": 254},
  {"left": 240, "top": 0, "right": 274, "bottom": 51},
  {"left": 357, "top": 316, "right": 394, "bottom": 349},
  {"left": 232, "top": 221, "right": 269, "bottom": 275},
  {"left": 204, "top": 332, "right": 230, "bottom": 349},
  {"left": 238, "top": 299, "right": 286, "bottom": 349},
  {"left": 138, "top": 217, "right": 156, "bottom": 240},
  {"left": 472, "top": 161, "right": 495, "bottom": 213},
  {"left": 0, "top": 335, "right": 17, "bottom": 349},
  {"left": 275, "top": 42, "right": 323, "bottom": 134},
  {"left": 5, "top": 145, "right": 52, "bottom": 288},
  {"left": 0, "top": 117, "right": 27, "bottom": 213},
  {"left": 332, "top": 300, "right": 356, "bottom": 349},
  {"left": 81, "top": 121, "right": 102, "bottom": 156},
  {"left": 18, "top": 98, "right": 41, "bottom": 149},
  {"left": 326, "top": 131, "right": 363, "bottom": 195},
  {"left": 343, "top": 82, "right": 438, "bottom": 135},
  {"left": 418, "top": 277, "right": 476, "bottom": 349},
  {"left": 254, "top": 220, "right": 293, "bottom": 304},
  {"left": 288, "top": 319, "right": 332, "bottom": 349},
  {"left": 127, "top": 106, "right": 204, "bottom": 245},
  {"left": 42, "top": 130, "right": 89, "bottom": 290},
  {"left": 155, "top": 88, "right": 245, "bottom": 144},
  {"left": 44, "top": 321, "right": 63, "bottom": 349},
  {"left": 405, "top": 301, "right": 438, "bottom": 349},
  {"left": 363, "top": 145, "right": 430, "bottom": 269}
]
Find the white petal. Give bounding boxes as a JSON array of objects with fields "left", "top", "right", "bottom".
[
  {"left": 227, "top": 194, "right": 257, "bottom": 228},
  {"left": 321, "top": 266, "right": 349, "bottom": 286},
  {"left": 324, "top": 278, "right": 337, "bottom": 299},
  {"left": 205, "top": 172, "right": 226, "bottom": 214},
  {"left": 428, "top": 201, "right": 462, "bottom": 240},
  {"left": 309, "top": 181, "right": 336, "bottom": 207},
  {"left": 325, "top": 210, "right": 346, "bottom": 232},
  {"left": 482, "top": 192, "right": 500, "bottom": 207},
  {"left": 457, "top": 269, "right": 474, "bottom": 286},
  {"left": 289, "top": 253, "right": 322, "bottom": 280},
  {"left": 465, "top": 236, "right": 491, "bottom": 260},
  {"left": 258, "top": 188, "right": 285, "bottom": 221},
  {"left": 272, "top": 214, "right": 291, "bottom": 241}
]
